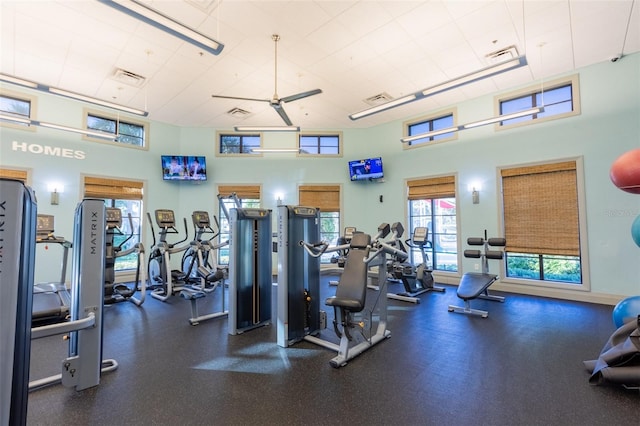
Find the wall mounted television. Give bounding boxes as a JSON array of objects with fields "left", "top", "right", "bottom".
[
  {"left": 161, "top": 155, "right": 207, "bottom": 181},
  {"left": 348, "top": 157, "right": 384, "bottom": 181}
]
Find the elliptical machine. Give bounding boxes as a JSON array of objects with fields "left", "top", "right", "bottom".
[
  {"left": 147, "top": 209, "right": 190, "bottom": 302},
  {"left": 180, "top": 210, "right": 226, "bottom": 292},
  {"left": 387, "top": 224, "right": 444, "bottom": 304},
  {"left": 104, "top": 207, "right": 146, "bottom": 306}
]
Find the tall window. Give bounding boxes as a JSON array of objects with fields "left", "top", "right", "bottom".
[
  {"left": 404, "top": 110, "right": 456, "bottom": 147},
  {"left": 299, "top": 133, "right": 341, "bottom": 155},
  {"left": 498, "top": 75, "right": 580, "bottom": 128},
  {"left": 501, "top": 160, "right": 583, "bottom": 285},
  {"left": 217, "top": 185, "right": 261, "bottom": 265},
  {"left": 218, "top": 134, "right": 261, "bottom": 154},
  {"left": 299, "top": 185, "right": 341, "bottom": 263},
  {"left": 84, "top": 176, "right": 144, "bottom": 272},
  {"left": 407, "top": 176, "right": 457, "bottom": 272},
  {"left": 86, "top": 113, "right": 146, "bottom": 147}
]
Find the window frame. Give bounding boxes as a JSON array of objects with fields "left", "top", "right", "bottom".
[
  {"left": 298, "top": 132, "right": 343, "bottom": 157},
  {"left": 495, "top": 74, "right": 581, "bottom": 131},
  {"left": 83, "top": 108, "right": 149, "bottom": 150},
  {"left": 403, "top": 108, "right": 458, "bottom": 150},
  {"left": 497, "top": 157, "right": 591, "bottom": 292},
  {"left": 216, "top": 132, "right": 263, "bottom": 156},
  {"left": 0, "top": 90, "right": 37, "bottom": 132}
]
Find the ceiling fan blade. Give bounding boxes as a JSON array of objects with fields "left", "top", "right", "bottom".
[
  {"left": 211, "top": 94, "right": 271, "bottom": 103},
  {"left": 279, "top": 89, "right": 322, "bottom": 104},
  {"left": 271, "top": 103, "right": 293, "bottom": 126}
]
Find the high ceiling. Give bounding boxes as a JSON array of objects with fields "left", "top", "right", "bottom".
[{"left": 1, "top": 0, "right": 638, "bottom": 130}]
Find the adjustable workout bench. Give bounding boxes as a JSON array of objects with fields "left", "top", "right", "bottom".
[{"left": 448, "top": 233, "right": 506, "bottom": 318}]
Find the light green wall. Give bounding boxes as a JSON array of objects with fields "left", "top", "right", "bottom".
[{"left": 1, "top": 53, "right": 638, "bottom": 299}]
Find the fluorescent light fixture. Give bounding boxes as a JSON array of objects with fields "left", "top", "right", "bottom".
[
  {"left": 0, "top": 74, "right": 39, "bottom": 89},
  {"left": 0, "top": 113, "right": 33, "bottom": 125},
  {"left": 252, "top": 148, "right": 301, "bottom": 153},
  {"left": 234, "top": 125, "right": 300, "bottom": 132},
  {"left": 350, "top": 55, "right": 527, "bottom": 121},
  {"left": 98, "top": 0, "right": 224, "bottom": 56},
  {"left": 349, "top": 94, "right": 419, "bottom": 120},
  {"left": 1, "top": 73, "right": 148, "bottom": 116},
  {"left": 38, "top": 122, "right": 117, "bottom": 140},
  {"left": 48, "top": 87, "right": 148, "bottom": 116},
  {"left": 401, "top": 126, "right": 460, "bottom": 143},
  {"left": 422, "top": 56, "right": 527, "bottom": 97},
  {"left": 462, "top": 107, "right": 543, "bottom": 129}
]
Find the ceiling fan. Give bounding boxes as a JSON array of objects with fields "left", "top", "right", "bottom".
[{"left": 211, "top": 34, "right": 322, "bottom": 126}]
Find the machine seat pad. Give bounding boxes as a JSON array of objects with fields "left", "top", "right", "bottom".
[
  {"left": 325, "top": 232, "right": 370, "bottom": 313},
  {"left": 326, "top": 296, "right": 364, "bottom": 311},
  {"left": 180, "top": 289, "right": 205, "bottom": 300},
  {"left": 457, "top": 272, "right": 497, "bottom": 300}
]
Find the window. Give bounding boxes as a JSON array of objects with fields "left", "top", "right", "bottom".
[
  {"left": 404, "top": 110, "right": 456, "bottom": 148},
  {"left": 83, "top": 176, "right": 144, "bottom": 272},
  {"left": 498, "top": 75, "right": 580, "bottom": 128},
  {"left": 0, "top": 94, "right": 31, "bottom": 119},
  {"left": 217, "top": 185, "right": 261, "bottom": 265},
  {"left": 299, "top": 185, "right": 341, "bottom": 263},
  {"left": 299, "top": 133, "right": 341, "bottom": 155},
  {"left": 0, "top": 92, "right": 35, "bottom": 131},
  {"left": 500, "top": 160, "right": 585, "bottom": 286},
  {"left": 218, "top": 133, "right": 261, "bottom": 155},
  {"left": 407, "top": 176, "right": 458, "bottom": 272},
  {"left": 86, "top": 112, "right": 147, "bottom": 147},
  {"left": 0, "top": 167, "right": 28, "bottom": 183}
]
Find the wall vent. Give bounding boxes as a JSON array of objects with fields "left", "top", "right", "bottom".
[
  {"left": 364, "top": 92, "right": 394, "bottom": 106},
  {"left": 112, "top": 68, "right": 146, "bottom": 87}
]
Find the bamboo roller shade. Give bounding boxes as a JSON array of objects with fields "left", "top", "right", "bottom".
[
  {"left": 0, "top": 168, "right": 28, "bottom": 182},
  {"left": 407, "top": 175, "right": 455, "bottom": 200},
  {"left": 299, "top": 185, "right": 340, "bottom": 212},
  {"left": 218, "top": 185, "right": 261, "bottom": 200},
  {"left": 501, "top": 161, "right": 579, "bottom": 256},
  {"left": 84, "top": 176, "right": 143, "bottom": 200}
]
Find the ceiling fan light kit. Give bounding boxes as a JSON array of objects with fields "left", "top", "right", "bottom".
[{"left": 212, "top": 34, "right": 322, "bottom": 128}]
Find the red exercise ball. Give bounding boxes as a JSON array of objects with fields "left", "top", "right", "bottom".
[{"left": 610, "top": 149, "right": 640, "bottom": 194}]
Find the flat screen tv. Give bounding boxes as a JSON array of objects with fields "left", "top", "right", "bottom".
[
  {"left": 348, "top": 157, "right": 383, "bottom": 181},
  {"left": 161, "top": 155, "right": 207, "bottom": 181}
]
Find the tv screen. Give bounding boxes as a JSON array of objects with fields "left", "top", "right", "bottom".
[
  {"left": 161, "top": 155, "right": 207, "bottom": 181},
  {"left": 348, "top": 157, "right": 383, "bottom": 181}
]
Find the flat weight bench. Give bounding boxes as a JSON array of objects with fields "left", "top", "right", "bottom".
[
  {"left": 325, "top": 232, "right": 371, "bottom": 342},
  {"left": 448, "top": 236, "right": 506, "bottom": 318}
]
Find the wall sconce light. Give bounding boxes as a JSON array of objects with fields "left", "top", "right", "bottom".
[
  {"left": 275, "top": 192, "right": 284, "bottom": 206},
  {"left": 472, "top": 188, "right": 480, "bottom": 204},
  {"left": 48, "top": 183, "right": 64, "bottom": 205}
]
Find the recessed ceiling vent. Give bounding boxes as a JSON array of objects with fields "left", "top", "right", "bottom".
[
  {"left": 363, "top": 92, "right": 394, "bottom": 106},
  {"left": 486, "top": 46, "right": 519, "bottom": 63},
  {"left": 227, "top": 107, "right": 252, "bottom": 117},
  {"left": 112, "top": 68, "right": 146, "bottom": 87}
]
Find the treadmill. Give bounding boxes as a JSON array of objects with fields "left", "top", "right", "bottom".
[{"left": 32, "top": 214, "right": 72, "bottom": 325}]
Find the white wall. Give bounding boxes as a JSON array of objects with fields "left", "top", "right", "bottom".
[{"left": 1, "top": 53, "right": 638, "bottom": 302}]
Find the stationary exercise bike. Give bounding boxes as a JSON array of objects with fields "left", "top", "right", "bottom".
[
  {"left": 387, "top": 224, "right": 444, "bottom": 304},
  {"left": 104, "top": 207, "right": 146, "bottom": 306}
]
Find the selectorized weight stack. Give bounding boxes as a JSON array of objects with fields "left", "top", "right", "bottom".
[
  {"left": 276, "top": 205, "right": 323, "bottom": 347},
  {"left": 228, "top": 208, "right": 272, "bottom": 335},
  {"left": 0, "top": 178, "right": 37, "bottom": 426}
]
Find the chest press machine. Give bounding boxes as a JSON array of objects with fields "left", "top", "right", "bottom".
[{"left": 448, "top": 232, "right": 506, "bottom": 318}]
